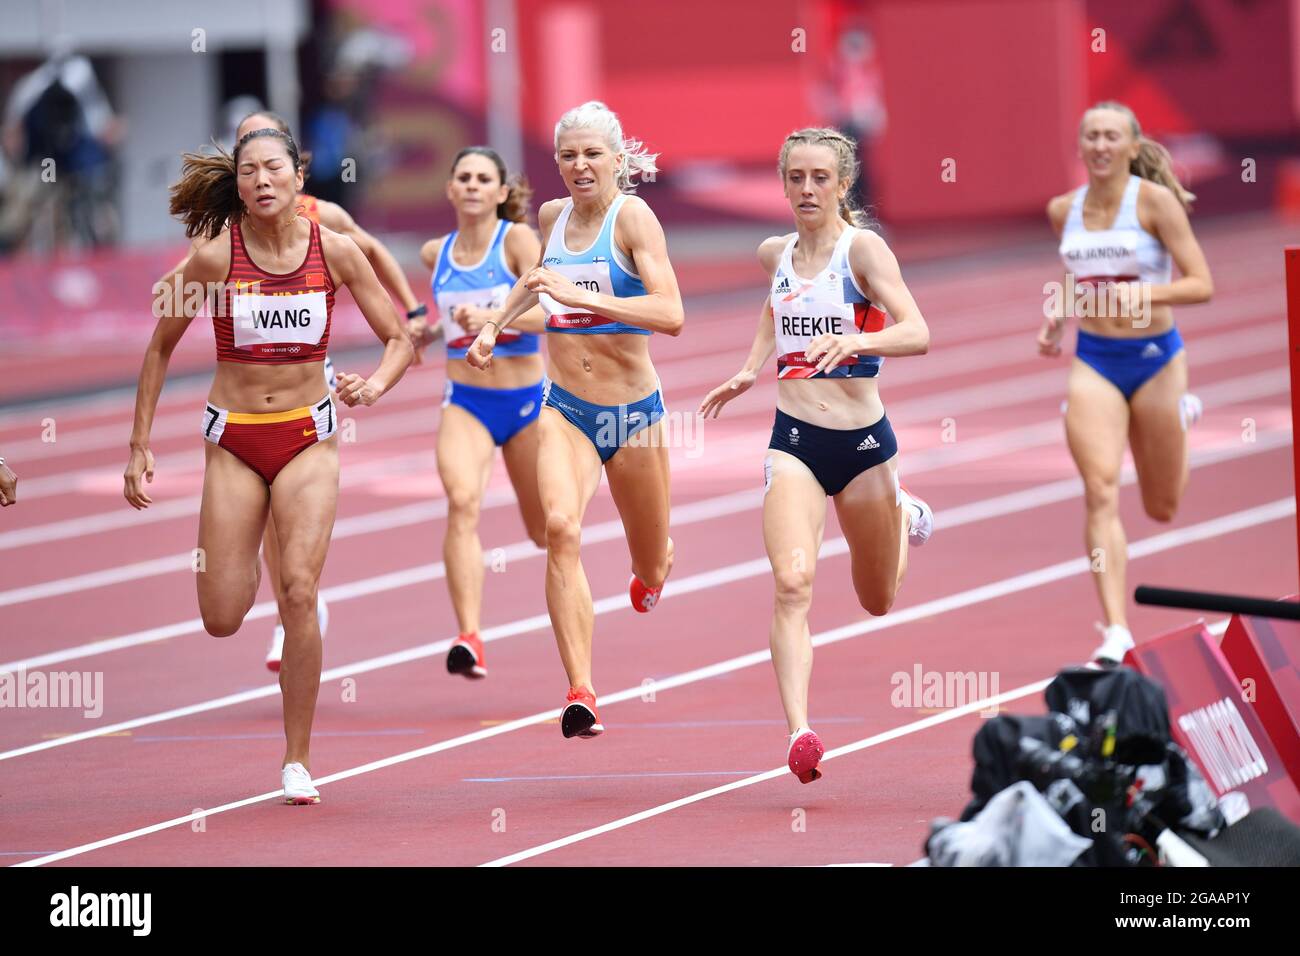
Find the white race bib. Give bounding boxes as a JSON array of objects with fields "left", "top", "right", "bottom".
[
  {"left": 541, "top": 261, "right": 614, "bottom": 329},
  {"left": 232, "top": 291, "right": 327, "bottom": 350},
  {"left": 1059, "top": 229, "right": 1140, "bottom": 280},
  {"left": 436, "top": 284, "right": 514, "bottom": 347}
]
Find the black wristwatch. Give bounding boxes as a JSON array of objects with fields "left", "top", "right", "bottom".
[{"left": 406, "top": 304, "right": 428, "bottom": 319}]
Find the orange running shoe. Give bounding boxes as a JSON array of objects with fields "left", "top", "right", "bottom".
[
  {"left": 630, "top": 575, "right": 664, "bottom": 613},
  {"left": 561, "top": 685, "right": 604, "bottom": 739},
  {"left": 447, "top": 632, "right": 487, "bottom": 679}
]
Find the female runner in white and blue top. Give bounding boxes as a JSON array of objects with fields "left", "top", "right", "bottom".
[
  {"left": 701, "top": 128, "right": 932, "bottom": 785},
  {"left": 467, "top": 102, "right": 684, "bottom": 740},
  {"left": 1039, "top": 102, "right": 1213, "bottom": 666},
  {"left": 410, "top": 147, "right": 548, "bottom": 681}
]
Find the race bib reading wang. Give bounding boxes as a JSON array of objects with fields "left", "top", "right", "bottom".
[{"left": 232, "top": 291, "right": 328, "bottom": 351}]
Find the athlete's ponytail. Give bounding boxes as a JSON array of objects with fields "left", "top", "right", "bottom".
[
  {"left": 169, "top": 146, "right": 240, "bottom": 240},
  {"left": 169, "top": 128, "right": 303, "bottom": 240},
  {"left": 1083, "top": 101, "right": 1196, "bottom": 211},
  {"left": 500, "top": 174, "right": 533, "bottom": 223},
  {"left": 778, "top": 127, "right": 875, "bottom": 229},
  {"left": 553, "top": 100, "right": 659, "bottom": 194},
  {"left": 450, "top": 146, "right": 533, "bottom": 223}
]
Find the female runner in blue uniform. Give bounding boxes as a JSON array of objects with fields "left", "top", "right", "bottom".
[
  {"left": 1039, "top": 102, "right": 1212, "bottom": 665},
  {"left": 408, "top": 147, "right": 547, "bottom": 679},
  {"left": 701, "top": 128, "right": 932, "bottom": 784},
  {"left": 466, "top": 102, "right": 683, "bottom": 739}
]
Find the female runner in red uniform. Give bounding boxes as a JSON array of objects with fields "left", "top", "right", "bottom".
[
  {"left": 701, "top": 128, "right": 932, "bottom": 784},
  {"left": 159, "top": 111, "right": 427, "bottom": 672},
  {"left": 126, "top": 127, "right": 413, "bottom": 803}
]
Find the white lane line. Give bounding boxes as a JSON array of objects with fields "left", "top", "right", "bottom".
[
  {"left": 0, "top": 432, "right": 1286, "bottom": 757},
  {"left": 0, "top": 447, "right": 438, "bottom": 548},
  {"left": 1, "top": 414, "right": 1288, "bottom": 677},
  {"left": 482, "top": 615, "right": 1244, "bottom": 867},
  {"left": 0, "top": 488, "right": 758, "bottom": 676},
  {"left": 7, "top": 290, "right": 1284, "bottom": 502},
  {"left": 14, "top": 501, "right": 1277, "bottom": 868},
  {"left": 3, "top": 384, "right": 1287, "bottom": 672},
  {"left": 1, "top": 352, "right": 1288, "bottom": 601}
]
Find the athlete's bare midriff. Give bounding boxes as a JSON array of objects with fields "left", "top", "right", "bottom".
[
  {"left": 1076, "top": 300, "right": 1175, "bottom": 339},
  {"left": 777, "top": 376, "right": 884, "bottom": 430},
  {"left": 447, "top": 350, "right": 544, "bottom": 389},
  {"left": 546, "top": 332, "right": 658, "bottom": 404},
  {"left": 209, "top": 359, "right": 330, "bottom": 412}
]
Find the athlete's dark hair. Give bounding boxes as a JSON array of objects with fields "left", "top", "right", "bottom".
[
  {"left": 237, "top": 111, "right": 313, "bottom": 178},
  {"left": 169, "top": 128, "right": 303, "bottom": 240},
  {"left": 450, "top": 146, "right": 533, "bottom": 223}
]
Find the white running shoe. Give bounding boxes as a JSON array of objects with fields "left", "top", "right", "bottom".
[
  {"left": 899, "top": 485, "right": 933, "bottom": 547},
  {"left": 1089, "top": 623, "right": 1135, "bottom": 667},
  {"left": 282, "top": 762, "right": 320, "bottom": 805},
  {"left": 266, "top": 594, "right": 330, "bottom": 672},
  {"left": 1180, "top": 393, "right": 1203, "bottom": 431}
]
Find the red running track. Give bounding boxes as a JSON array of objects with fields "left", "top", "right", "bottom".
[{"left": 0, "top": 213, "right": 1295, "bottom": 866}]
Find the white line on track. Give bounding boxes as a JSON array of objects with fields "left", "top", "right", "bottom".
[
  {"left": 0, "top": 433, "right": 1287, "bottom": 755},
  {"left": 480, "top": 615, "right": 1239, "bottom": 867},
  {"left": 12, "top": 501, "right": 1276, "bottom": 867},
  {"left": 1, "top": 349, "right": 1288, "bottom": 598},
  {"left": 7, "top": 286, "right": 1283, "bottom": 496},
  {"left": 2, "top": 386, "right": 1289, "bottom": 673}
]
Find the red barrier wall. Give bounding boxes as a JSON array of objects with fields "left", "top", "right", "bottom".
[{"left": 870, "top": 0, "right": 1086, "bottom": 222}]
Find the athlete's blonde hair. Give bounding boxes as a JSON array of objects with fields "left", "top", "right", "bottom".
[
  {"left": 553, "top": 100, "right": 658, "bottom": 194},
  {"left": 778, "top": 127, "right": 871, "bottom": 228},
  {"left": 1082, "top": 101, "right": 1196, "bottom": 211}
]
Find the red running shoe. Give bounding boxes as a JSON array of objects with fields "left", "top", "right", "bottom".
[
  {"left": 787, "top": 728, "right": 824, "bottom": 784},
  {"left": 561, "top": 685, "right": 604, "bottom": 739},
  {"left": 446, "top": 632, "right": 487, "bottom": 679},
  {"left": 630, "top": 575, "right": 663, "bottom": 613}
]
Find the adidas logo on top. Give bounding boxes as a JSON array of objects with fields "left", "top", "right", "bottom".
[
  {"left": 1141, "top": 342, "right": 1164, "bottom": 359},
  {"left": 775, "top": 277, "right": 791, "bottom": 293},
  {"left": 857, "top": 434, "right": 880, "bottom": 451}
]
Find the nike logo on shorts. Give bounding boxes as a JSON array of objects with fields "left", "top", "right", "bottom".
[{"left": 303, "top": 428, "right": 316, "bottom": 437}]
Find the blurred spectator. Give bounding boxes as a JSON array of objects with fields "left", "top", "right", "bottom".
[
  {"left": 305, "top": 70, "right": 362, "bottom": 207},
  {"left": 816, "top": 21, "right": 886, "bottom": 219},
  {"left": 0, "top": 37, "right": 122, "bottom": 254}
]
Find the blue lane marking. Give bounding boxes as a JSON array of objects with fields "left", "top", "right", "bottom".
[
  {"left": 132, "top": 729, "right": 426, "bottom": 742},
  {"left": 615, "top": 717, "right": 863, "bottom": 729},
  {"left": 464, "top": 771, "right": 768, "bottom": 783}
]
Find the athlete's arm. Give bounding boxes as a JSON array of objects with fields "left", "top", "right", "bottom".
[
  {"left": 125, "top": 234, "right": 223, "bottom": 509},
  {"left": 406, "top": 236, "right": 446, "bottom": 363},
  {"left": 1141, "top": 183, "right": 1213, "bottom": 308},
  {"left": 1038, "top": 192, "right": 1074, "bottom": 357},
  {"left": 0, "top": 455, "right": 17, "bottom": 506},
  {"left": 466, "top": 203, "right": 558, "bottom": 370},
  {"left": 323, "top": 231, "right": 414, "bottom": 407},
  {"left": 318, "top": 200, "right": 423, "bottom": 314},
  {"left": 495, "top": 223, "right": 547, "bottom": 333},
  {"left": 699, "top": 237, "right": 783, "bottom": 418},
  {"left": 807, "top": 230, "right": 928, "bottom": 374},
  {"left": 524, "top": 196, "right": 685, "bottom": 336},
  {"left": 151, "top": 234, "right": 209, "bottom": 316}
]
